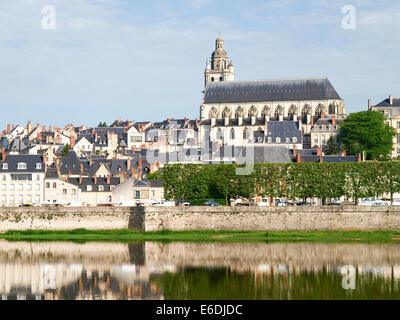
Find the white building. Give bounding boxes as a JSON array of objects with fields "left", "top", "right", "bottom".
[{"left": 0, "top": 153, "right": 46, "bottom": 206}]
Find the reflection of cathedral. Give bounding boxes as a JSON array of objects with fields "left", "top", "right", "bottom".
[{"left": 200, "top": 38, "right": 346, "bottom": 150}]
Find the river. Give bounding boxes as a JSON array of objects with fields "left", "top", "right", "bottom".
[{"left": 1, "top": 240, "right": 400, "bottom": 300}]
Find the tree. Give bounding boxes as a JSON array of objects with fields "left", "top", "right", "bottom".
[
  {"left": 98, "top": 122, "right": 108, "bottom": 127},
  {"left": 324, "top": 136, "right": 339, "bottom": 155},
  {"left": 61, "top": 144, "right": 71, "bottom": 157},
  {"left": 338, "top": 111, "right": 396, "bottom": 160}
]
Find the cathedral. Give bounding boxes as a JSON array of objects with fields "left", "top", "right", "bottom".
[{"left": 199, "top": 38, "right": 346, "bottom": 150}]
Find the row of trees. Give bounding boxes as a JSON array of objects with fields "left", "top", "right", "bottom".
[{"left": 147, "top": 162, "right": 400, "bottom": 205}]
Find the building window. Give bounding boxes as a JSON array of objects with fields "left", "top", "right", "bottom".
[
  {"left": 53, "top": 183, "right": 57, "bottom": 188},
  {"left": 135, "top": 191, "right": 141, "bottom": 199},
  {"left": 268, "top": 137, "right": 272, "bottom": 143},
  {"left": 46, "top": 182, "right": 50, "bottom": 189},
  {"left": 63, "top": 189, "right": 67, "bottom": 195},
  {"left": 276, "top": 137, "right": 281, "bottom": 143},
  {"left": 230, "top": 128, "right": 235, "bottom": 140},
  {"left": 18, "top": 184, "right": 23, "bottom": 191},
  {"left": 2, "top": 175, "right": 5, "bottom": 181},
  {"left": 27, "top": 184, "right": 32, "bottom": 191},
  {"left": 397, "top": 122, "right": 400, "bottom": 129},
  {"left": 2, "top": 163, "right": 8, "bottom": 170},
  {"left": 397, "top": 134, "right": 400, "bottom": 144},
  {"left": 87, "top": 185, "right": 92, "bottom": 192},
  {"left": 10, "top": 184, "right": 15, "bottom": 191},
  {"left": 98, "top": 185, "right": 104, "bottom": 192},
  {"left": 17, "top": 163, "right": 27, "bottom": 170},
  {"left": 71, "top": 189, "right": 76, "bottom": 195},
  {"left": 286, "top": 138, "right": 290, "bottom": 143},
  {"left": 36, "top": 163, "right": 42, "bottom": 170},
  {"left": 36, "top": 184, "right": 40, "bottom": 191},
  {"left": 243, "top": 128, "right": 250, "bottom": 140},
  {"left": 293, "top": 137, "right": 297, "bottom": 143},
  {"left": 1, "top": 184, "right": 6, "bottom": 191}
]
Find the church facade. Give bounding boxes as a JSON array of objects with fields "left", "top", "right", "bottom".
[{"left": 199, "top": 38, "right": 346, "bottom": 150}]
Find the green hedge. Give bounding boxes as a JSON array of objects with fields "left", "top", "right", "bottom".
[{"left": 147, "top": 162, "right": 400, "bottom": 205}]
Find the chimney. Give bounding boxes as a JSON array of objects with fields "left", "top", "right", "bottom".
[
  {"left": 89, "top": 157, "right": 93, "bottom": 166},
  {"left": 94, "top": 175, "right": 98, "bottom": 184},
  {"left": 127, "top": 160, "right": 131, "bottom": 172},
  {"left": 139, "top": 159, "right": 143, "bottom": 169},
  {"left": 1, "top": 148, "right": 5, "bottom": 162},
  {"left": 56, "top": 159, "right": 60, "bottom": 175},
  {"left": 7, "top": 124, "right": 10, "bottom": 134},
  {"left": 37, "top": 123, "right": 40, "bottom": 128},
  {"left": 311, "top": 116, "right": 314, "bottom": 126},
  {"left": 120, "top": 172, "right": 127, "bottom": 183},
  {"left": 316, "top": 147, "right": 321, "bottom": 156},
  {"left": 42, "top": 150, "right": 46, "bottom": 163},
  {"left": 332, "top": 115, "right": 336, "bottom": 126},
  {"left": 390, "top": 95, "right": 393, "bottom": 105},
  {"left": 124, "top": 125, "right": 127, "bottom": 134},
  {"left": 12, "top": 124, "right": 14, "bottom": 130},
  {"left": 321, "top": 111, "right": 326, "bottom": 119},
  {"left": 80, "top": 162, "right": 84, "bottom": 173},
  {"left": 296, "top": 153, "right": 301, "bottom": 163},
  {"left": 107, "top": 174, "right": 111, "bottom": 184},
  {"left": 49, "top": 126, "right": 52, "bottom": 132},
  {"left": 70, "top": 136, "right": 76, "bottom": 148},
  {"left": 79, "top": 174, "right": 82, "bottom": 184},
  {"left": 293, "top": 144, "right": 297, "bottom": 157}
]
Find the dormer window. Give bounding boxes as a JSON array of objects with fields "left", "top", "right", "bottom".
[
  {"left": 276, "top": 138, "right": 281, "bottom": 143},
  {"left": 98, "top": 185, "right": 104, "bottom": 192},
  {"left": 36, "top": 163, "right": 42, "bottom": 170},
  {"left": 87, "top": 185, "right": 92, "bottom": 192},
  {"left": 2, "top": 163, "right": 8, "bottom": 170},
  {"left": 293, "top": 137, "right": 298, "bottom": 143},
  {"left": 18, "top": 163, "right": 27, "bottom": 170}
]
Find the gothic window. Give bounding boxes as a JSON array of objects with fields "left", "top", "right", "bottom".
[
  {"left": 288, "top": 105, "right": 297, "bottom": 116},
  {"left": 248, "top": 106, "right": 257, "bottom": 118},
  {"left": 302, "top": 105, "right": 311, "bottom": 116},
  {"left": 222, "top": 107, "right": 231, "bottom": 118},
  {"left": 274, "top": 106, "right": 283, "bottom": 118},
  {"left": 243, "top": 128, "right": 250, "bottom": 140},
  {"left": 230, "top": 128, "right": 235, "bottom": 140},
  {"left": 262, "top": 106, "right": 271, "bottom": 118},
  {"left": 217, "top": 128, "right": 223, "bottom": 140},
  {"left": 315, "top": 105, "right": 323, "bottom": 117},
  {"left": 209, "top": 107, "right": 218, "bottom": 119},
  {"left": 235, "top": 107, "right": 244, "bottom": 118},
  {"left": 329, "top": 104, "right": 335, "bottom": 115},
  {"left": 211, "top": 77, "right": 215, "bottom": 82}
]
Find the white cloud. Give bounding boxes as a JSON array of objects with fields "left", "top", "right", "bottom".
[{"left": 188, "top": 0, "right": 213, "bottom": 10}]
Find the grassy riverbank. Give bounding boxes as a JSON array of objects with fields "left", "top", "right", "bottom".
[{"left": 1, "top": 229, "right": 400, "bottom": 243}]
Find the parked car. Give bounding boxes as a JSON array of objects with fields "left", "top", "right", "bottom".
[
  {"left": 295, "top": 202, "right": 312, "bottom": 206},
  {"left": 361, "top": 198, "right": 374, "bottom": 206},
  {"left": 182, "top": 202, "right": 192, "bottom": 207},
  {"left": 255, "top": 201, "right": 269, "bottom": 207},
  {"left": 115, "top": 200, "right": 139, "bottom": 207},
  {"left": 204, "top": 200, "right": 220, "bottom": 207},
  {"left": 392, "top": 199, "right": 400, "bottom": 206},
  {"left": 66, "top": 201, "right": 87, "bottom": 207},
  {"left": 277, "top": 200, "right": 290, "bottom": 207},
  {"left": 371, "top": 200, "right": 388, "bottom": 206},
  {"left": 154, "top": 200, "right": 176, "bottom": 207}
]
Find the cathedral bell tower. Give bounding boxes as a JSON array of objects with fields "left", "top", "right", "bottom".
[{"left": 204, "top": 38, "right": 235, "bottom": 87}]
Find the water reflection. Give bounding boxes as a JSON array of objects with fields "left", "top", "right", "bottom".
[{"left": 1, "top": 241, "right": 400, "bottom": 300}]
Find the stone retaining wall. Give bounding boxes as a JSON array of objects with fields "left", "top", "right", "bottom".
[{"left": 0, "top": 206, "right": 400, "bottom": 232}]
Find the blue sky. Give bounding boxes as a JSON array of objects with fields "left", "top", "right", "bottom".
[{"left": 0, "top": 0, "right": 399, "bottom": 129}]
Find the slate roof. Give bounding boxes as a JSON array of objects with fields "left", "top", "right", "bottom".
[
  {"left": 59, "top": 151, "right": 82, "bottom": 175},
  {"left": 133, "top": 179, "right": 164, "bottom": 188},
  {"left": 8, "top": 138, "right": 28, "bottom": 153},
  {"left": 374, "top": 98, "right": 400, "bottom": 108},
  {"left": 297, "top": 155, "right": 359, "bottom": 163},
  {"left": 0, "top": 155, "right": 45, "bottom": 173},
  {"left": 68, "top": 177, "right": 121, "bottom": 192},
  {"left": 215, "top": 146, "right": 292, "bottom": 163},
  {"left": 265, "top": 121, "right": 302, "bottom": 141},
  {"left": 203, "top": 78, "right": 342, "bottom": 104}
]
